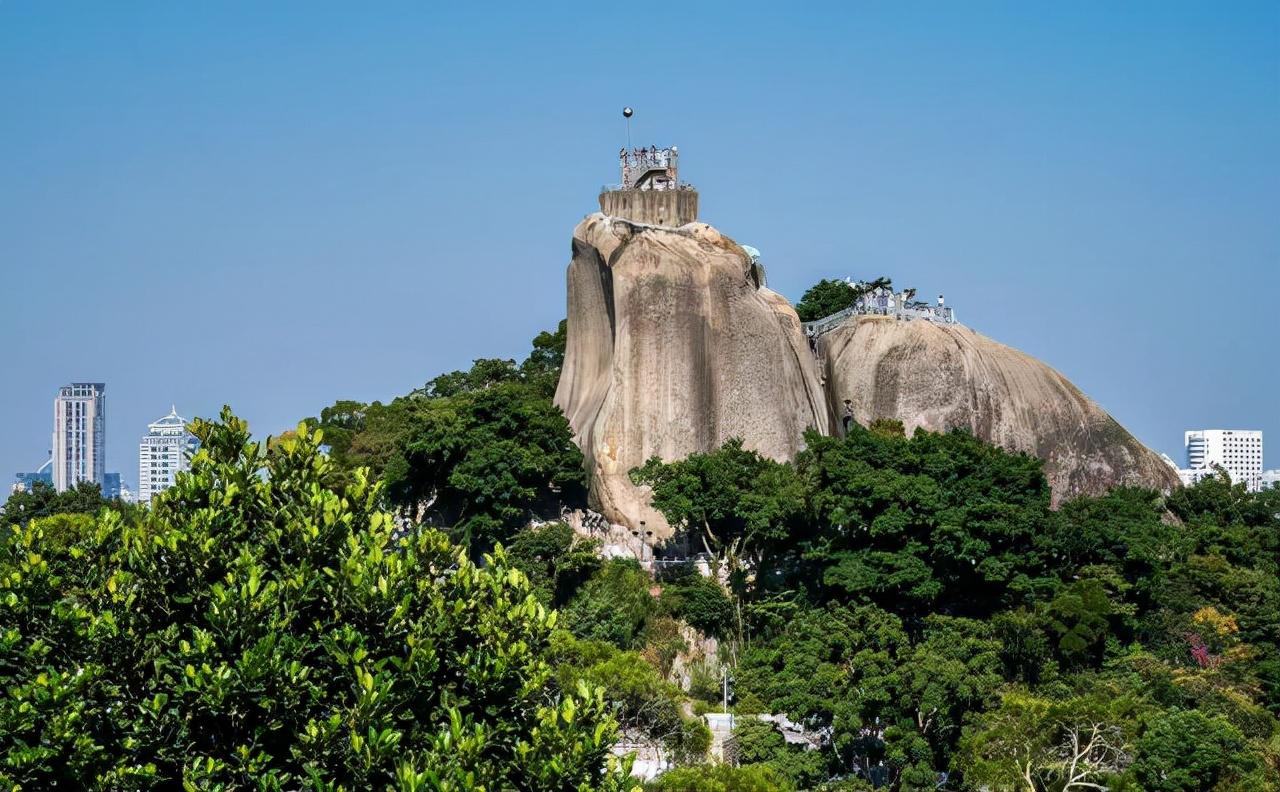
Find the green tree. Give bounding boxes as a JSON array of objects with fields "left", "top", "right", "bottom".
[
  {"left": 631, "top": 439, "right": 805, "bottom": 646},
  {"left": 521, "top": 318, "right": 568, "bottom": 396},
  {"left": 729, "top": 718, "right": 788, "bottom": 765},
  {"left": 657, "top": 565, "right": 735, "bottom": 640},
  {"left": 308, "top": 399, "right": 370, "bottom": 461},
  {"left": 1167, "top": 466, "right": 1280, "bottom": 530},
  {"left": 728, "top": 719, "right": 828, "bottom": 788},
  {"left": 0, "top": 480, "right": 123, "bottom": 528},
  {"left": 308, "top": 398, "right": 418, "bottom": 478},
  {"left": 736, "top": 606, "right": 1005, "bottom": 786},
  {"left": 307, "top": 321, "right": 582, "bottom": 551},
  {"left": 550, "top": 632, "right": 710, "bottom": 766},
  {"left": 1130, "top": 709, "right": 1255, "bottom": 792},
  {"left": 645, "top": 763, "right": 794, "bottom": 792},
  {"left": 794, "top": 277, "right": 892, "bottom": 323},
  {"left": 384, "top": 379, "right": 586, "bottom": 549},
  {"left": 421, "top": 357, "right": 522, "bottom": 399},
  {"left": 505, "top": 521, "right": 602, "bottom": 607},
  {"left": 0, "top": 409, "right": 633, "bottom": 790},
  {"left": 1043, "top": 568, "right": 1134, "bottom": 667},
  {"left": 991, "top": 609, "right": 1054, "bottom": 685},
  {"left": 956, "top": 690, "right": 1136, "bottom": 792},
  {"left": 562, "top": 559, "right": 658, "bottom": 648},
  {"left": 796, "top": 426, "right": 1052, "bottom": 617}
]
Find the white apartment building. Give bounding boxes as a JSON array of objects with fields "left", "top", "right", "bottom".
[
  {"left": 1184, "top": 429, "right": 1264, "bottom": 491},
  {"left": 138, "top": 407, "right": 198, "bottom": 504},
  {"left": 52, "top": 382, "right": 106, "bottom": 492}
]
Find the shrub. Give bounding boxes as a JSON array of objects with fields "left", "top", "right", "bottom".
[
  {"left": 645, "top": 763, "right": 794, "bottom": 792},
  {"left": 659, "top": 567, "right": 735, "bottom": 639},
  {"left": 563, "top": 559, "right": 658, "bottom": 648}
]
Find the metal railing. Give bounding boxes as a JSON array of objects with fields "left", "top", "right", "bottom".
[
  {"left": 803, "top": 302, "right": 956, "bottom": 338},
  {"left": 601, "top": 182, "right": 697, "bottom": 194}
]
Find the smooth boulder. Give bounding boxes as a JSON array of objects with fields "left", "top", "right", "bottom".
[
  {"left": 554, "top": 214, "right": 830, "bottom": 537},
  {"left": 818, "top": 315, "right": 1181, "bottom": 504}
]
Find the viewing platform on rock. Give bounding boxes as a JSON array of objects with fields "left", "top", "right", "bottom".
[
  {"left": 599, "top": 145, "right": 698, "bottom": 227},
  {"left": 803, "top": 284, "right": 957, "bottom": 339}
]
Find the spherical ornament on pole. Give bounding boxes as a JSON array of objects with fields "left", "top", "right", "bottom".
[{"left": 623, "top": 107, "right": 633, "bottom": 118}]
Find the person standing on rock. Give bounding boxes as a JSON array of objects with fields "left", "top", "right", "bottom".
[{"left": 843, "top": 400, "right": 854, "bottom": 433}]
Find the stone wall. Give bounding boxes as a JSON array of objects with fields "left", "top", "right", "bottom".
[{"left": 598, "top": 189, "right": 698, "bottom": 226}]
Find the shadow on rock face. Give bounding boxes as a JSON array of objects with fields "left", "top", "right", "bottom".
[{"left": 554, "top": 214, "right": 830, "bottom": 538}]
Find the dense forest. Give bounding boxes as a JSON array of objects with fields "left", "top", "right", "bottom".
[{"left": 1, "top": 319, "right": 1276, "bottom": 790}]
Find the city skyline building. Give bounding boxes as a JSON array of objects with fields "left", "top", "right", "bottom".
[
  {"left": 138, "top": 406, "right": 198, "bottom": 504},
  {"left": 1183, "top": 429, "right": 1264, "bottom": 491},
  {"left": 103, "top": 472, "right": 122, "bottom": 500},
  {"left": 11, "top": 458, "right": 53, "bottom": 494},
  {"left": 52, "top": 382, "right": 106, "bottom": 493},
  {"left": 11, "top": 458, "right": 131, "bottom": 500}
]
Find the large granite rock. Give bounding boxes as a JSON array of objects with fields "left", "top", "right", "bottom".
[
  {"left": 554, "top": 214, "right": 830, "bottom": 538},
  {"left": 818, "top": 316, "right": 1181, "bottom": 505},
  {"left": 555, "top": 211, "right": 1179, "bottom": 534}
]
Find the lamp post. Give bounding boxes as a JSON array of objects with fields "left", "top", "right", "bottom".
[{"left": 722, "top": 666, "right": 734, "bottom": 728}]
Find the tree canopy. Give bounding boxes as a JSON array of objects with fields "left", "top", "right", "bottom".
[
  {"left": 794, "top": 277, "right": 892, "bottom": 322},
  {"left": 631, "top": 423, "right": 1280, "bottom": 789},
  {"left": 0, "top": 480, "right": 128, "bottom": 528},
  {"left": 307, "top": 321, "right": 584, "bottom": 552},
  {"left": 0, "top": 409, "right": 632, "bottom": 790},
  {"left": 13, "top": 316, "right": 1270, "bottom": 789}
]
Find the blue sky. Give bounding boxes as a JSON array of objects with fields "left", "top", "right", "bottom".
[{"left": 1, "top": 1, "right": 1277, "bottom": 485}]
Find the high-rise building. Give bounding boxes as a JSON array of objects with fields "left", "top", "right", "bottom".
[
  {"left": 103, "top": 472, "right": 123, "bottom": 500},
  {"left": 12, "top": 458, "right": 54, "bottom": 494},
  {"left": 138, "top": 407, "right": 198, "bottom": 504},
  {"left": 1184, "top": 429, "right": 1264, "bottom": 491},
  {"left": 52, "top": 383, "right": 106, "bottom": 493}
]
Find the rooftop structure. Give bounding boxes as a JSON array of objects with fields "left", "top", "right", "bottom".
[{"left": 599, "top": 145, "right": 698, "bottom": 227}]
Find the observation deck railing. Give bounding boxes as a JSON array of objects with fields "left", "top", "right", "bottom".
[
  {"left": 803, "top": 301, "right": 956, "bottom": 338},
  {"left": 601, "top": 182, "right": 697, "bottom": 193}
]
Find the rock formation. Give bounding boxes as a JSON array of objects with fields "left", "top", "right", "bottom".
[
  {"left": 555, "top": 213, "right": 1179, "bottom": 535},
  {"left": 554, "top": 214, "right": 830, "bottom": 538},
  {"left": 818, "top": 316, "right": 1181, "bottom": 505}
]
